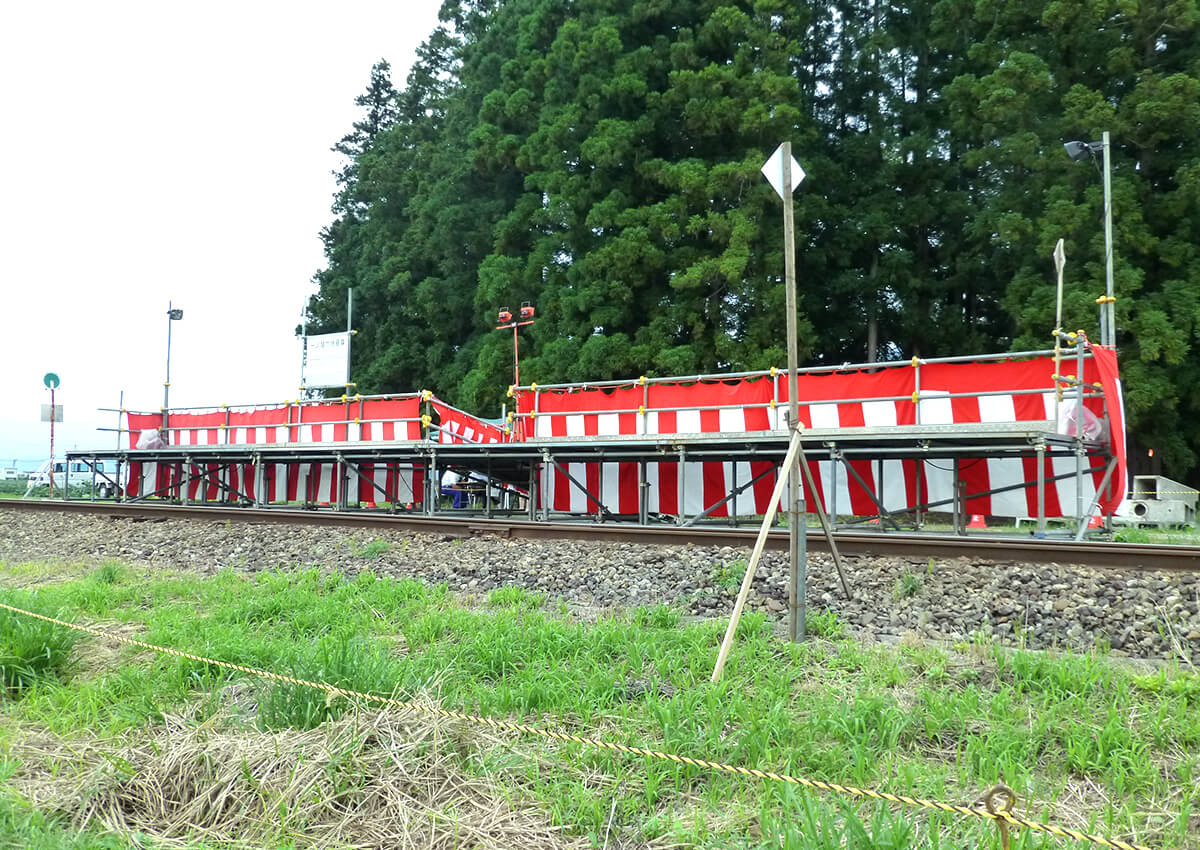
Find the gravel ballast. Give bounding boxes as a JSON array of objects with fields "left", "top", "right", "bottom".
[{"left": 1, "top": 511, "right": 1198, "bottom": 664}]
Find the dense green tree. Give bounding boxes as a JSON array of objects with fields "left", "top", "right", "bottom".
[{"left": 307, "top": 0, "right": 1200, "bottom": 482}]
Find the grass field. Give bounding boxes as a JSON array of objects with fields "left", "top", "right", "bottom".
[{"left": 0, "top": 558, "right": 1198, "bottom": 849}]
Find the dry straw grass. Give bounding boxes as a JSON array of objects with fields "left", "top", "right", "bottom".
[{"left": 13, "top": 696, "right": 592, "bottom": 850}]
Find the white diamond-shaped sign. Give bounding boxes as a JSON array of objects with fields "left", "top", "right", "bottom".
[
  {"left": 1053, "top": 238, "right": 1066, "bottom": 276},
  {"left": 761, "top": 144, "right": 805, "bottom": 200}
]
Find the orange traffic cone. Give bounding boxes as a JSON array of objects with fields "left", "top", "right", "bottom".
[
  {"left": 362, "top": 501, "right": 377, "bottom": 509},
  {"left": 1088, "top": 515, "right": 1103, "bottom": 529},
  {"left": 967, "top": 514, "right": 988, "bottom": 529}
]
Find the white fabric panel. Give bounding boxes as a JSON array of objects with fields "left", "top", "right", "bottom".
[
  {"left": 568, "top": 462, "right": 588, "bottom": 513},
  {"left": 177, "top": 429, "right": 191, "bottom": 446},
  {"left": 293, "top": 464, "right": 309, "bottom": 501},
  {"left": 346, "top": 466, "right": 359, "bottom": 505},
  {"left": 601, "top": 462, "right": 620, "bottom": 512},
  {"left": 255, "top": 427, "right": 267, "bottom": 444},
  {"left": 597, "top": 412, "right": 620, "bottom": 435},
  {"left": 301, "top": 425, "right": 314, "bottom": 443},
  {"left": 645, "top": 461, "right": 660, "bottom": 512},
  {"left": 681, "top": 462, "right": 706, "bottom": 515},
  {"left": 987, "top": 457, "right": 1028, "bottom": 517},
  {"left": 862, "top": 400, "right": 897, "bottom": 427},
  {"left": 677, "top": 409, "right": 701, "bottom": 434},
  {"left": 920, "top": 461, "right": 956, "bottom": 512},
  {"left": 817, "top": 460, "right": 853, "bottom": 517},
  {"left": 978, "top": 394, "right": 1016, "bottom": 423},
  {"left": 918, "top": 391, "right": 953, "bottom": 425},
  {"left": 143, "top": 462, "right": 158, "bottom": 497},
  {"left": 875, "top": 459, "right": 908, "bottom": 511},
  {"left": 463, "top": 426, "right": 476, "bottom": 441},
  {"left": 235, "top": 428, "right": 248, "bottom": 444},
  {"left": 349, "top": 423, "right": 361, "bottom": 441},
  {"left": 565, "top": 414, "right": 585, "bottom": 437},
  {"left": 727, "top": 461, "right": 756, "bottom": 516},
  {"left": 316, "top": 465, "right": 334, "bottom": 503},
  {"left": 645, "top": 412, "right": 660, "bottom": 435},
  {"left": 718, "top": 407, "right": 746, "bottom": 433},
  {"left": 394, "top": 469, "right": 416, "bottom": 503},
  {"left": 809, "top": 403, "right": 839, "bottom": 429},
  {"left": 535, "top": 415, "right": 551, "bottom": 438},
  {"left": 770, "top": 405, "right": 784, "bottom": 430},
  {"left": 1051, "top": 455, "right": 1097, "bottom": 518}
]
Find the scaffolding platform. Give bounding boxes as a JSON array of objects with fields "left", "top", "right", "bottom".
[{"left": 66, "top": 420, "right": 1115, "bottom": 538}]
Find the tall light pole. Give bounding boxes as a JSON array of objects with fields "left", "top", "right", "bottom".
[
  {"left": 1064, "top": 132, "right": 1115, "bottom": 346},
  {"left": 164, "top": 303, "right": 183, "bottom": 433},
  {"left": 496, "top": 303, "right": 535, "bottom": 438}
]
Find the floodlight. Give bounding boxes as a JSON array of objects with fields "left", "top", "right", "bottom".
[{"left": 1064, "top": 140, "right": 1098, "bottom": 162}]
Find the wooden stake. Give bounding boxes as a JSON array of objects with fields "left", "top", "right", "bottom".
[{"left": 712, "top": 429, "right": 803, "bottom": 683}]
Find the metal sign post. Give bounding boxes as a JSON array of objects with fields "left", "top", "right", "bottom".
[
  {"left": 164, "top": 304, "right": 183, "bottom": 432},
  {"left": 43, "top": 372, "right": 60, "bottom": 497}
]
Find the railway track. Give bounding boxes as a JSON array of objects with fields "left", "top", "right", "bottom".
[{"left": 3, "top": 498, "right": 1198, "bottom": 572}]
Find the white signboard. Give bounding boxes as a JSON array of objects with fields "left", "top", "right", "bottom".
[
  {"left": 40, "top": 404, "right": 63, "bottom": 422},
  {"left": 761, "top": 143, "right": 805, "bottom": 200},
  {"left": 304, "top": 332, "right": 351, "bottom": 388}
]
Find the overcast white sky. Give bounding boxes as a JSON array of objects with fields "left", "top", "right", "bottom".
[{"left": 0, "top": 1, "right": 442, "bottom": 468}]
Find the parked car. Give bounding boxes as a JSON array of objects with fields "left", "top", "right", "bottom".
[{"left": 26, "top": 460, "right": 119, "bottom": 497}]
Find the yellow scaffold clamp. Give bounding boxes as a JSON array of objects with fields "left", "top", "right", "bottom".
[
  {"left": 506, "top": 412, "right": 514, "bottom": 423},
  {"left": 911, "top": 356, "right": 920, "bottom": 368},
  {"left": 769, "top": 399, "right": 777, "bottom": 409},
  {"left": 355, "top": 394, "right": 362, "bottom": 401},
  {"left": 1096, "top": 295, "right": 1116, "bottom": 304},
  {"left": 530, "top": 382, "right": 538, "bottom": 391},
  {"left": 421, "top": 389, "right": 433, "bottom": 401},
  {"left": 340, "top": 394, "right": 347, "bottom": 403},
  {"left": 354, "top": 418, "right": 361, "bottom": 424},
  {"left": 912, "top": 391, "right": 920, "bottom": 404},
  {"left": 507, "top": 385, "right": 515, "bottom": 398},
  {"left": 769, "top": 366, "right": 778, "bottom": 377},
  {"left": 638, "top": 405, "right": 646, "bottom": 415},
  {"left": 639, "top": 375, "right": 648, "bottom": 385},
  {"left": 421, "top": 415, "right": 432, "bottom": 428}
]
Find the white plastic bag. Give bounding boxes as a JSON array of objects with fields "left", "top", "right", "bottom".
[
  {"left": 1059, "top": 400, "right": 1105, "bottom": 441},
  {"left": 136, "top": 429, "right": 166, "bottom": 449}
]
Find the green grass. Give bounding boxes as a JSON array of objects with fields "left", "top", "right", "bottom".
[
  {"left": 0, "top": 559, "right": 1197, "bottom": 849},
  {"left": 349, "top": 537, "right": 391, "bottom": 558},
  {"left": 0, "top": 794, "right": 137, "bottom": 849},
  {"left": 0, "top": 597, "right": 76, "bottom": 692}
]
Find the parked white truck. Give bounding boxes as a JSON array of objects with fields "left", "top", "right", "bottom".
[{"left": 25, "top": 459, "right": 120, "bottom": 497}]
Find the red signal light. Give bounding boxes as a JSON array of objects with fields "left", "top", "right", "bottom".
[
  {"left": 497, "top": 309, "right": 513, "bottom": 324},
  {"left": 519, "top": 304, "right": 535, "bottom": 320}
]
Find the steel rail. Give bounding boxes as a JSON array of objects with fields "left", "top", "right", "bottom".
[{"left": 2, "top": 499, "right": 1197, "bottom": 572}]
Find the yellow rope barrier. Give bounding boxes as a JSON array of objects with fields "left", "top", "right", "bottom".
[{"left": 0, "top": 600, "right": 1152, "bottom": 850}]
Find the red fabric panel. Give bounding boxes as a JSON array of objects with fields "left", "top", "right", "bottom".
[
  {"left": 658, "top": 462, "right": 678, "bottom": 514},
  {"left": 1087, "top": 344, "right": 1126, "bottom": 515},
  {"left": 961, "top": 458, "right": 991, "bottom": 516},
  {"left": 702, "top": 463, "right": 727, "bottom": 517},
  {"left": 618, "top": 463, "right": 638, "bottom": 515}
]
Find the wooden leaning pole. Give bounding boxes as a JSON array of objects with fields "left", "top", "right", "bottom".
[{"left": 711, "top": 429, "right": 804, "bottom": 682}]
